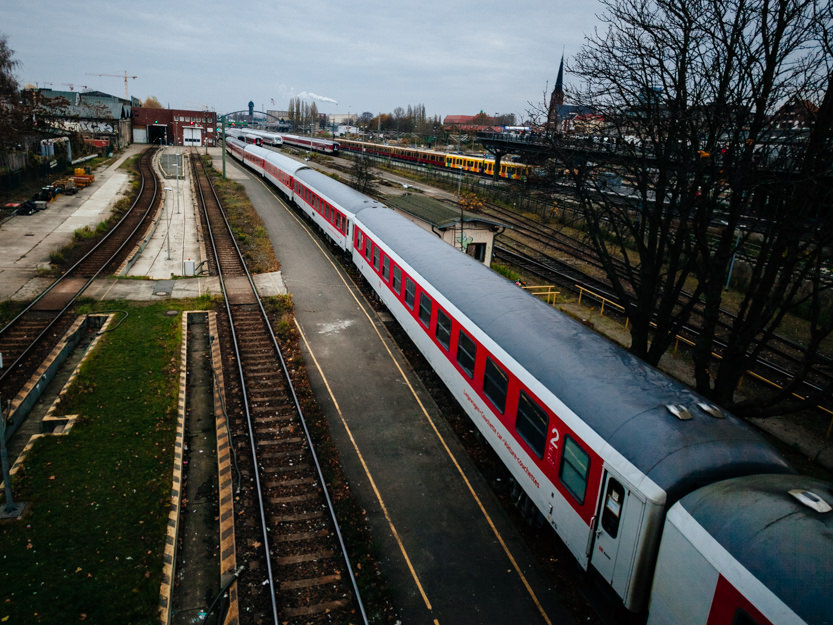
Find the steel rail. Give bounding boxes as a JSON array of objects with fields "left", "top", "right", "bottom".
[
  {"left": 0, "top": 147, "right": 159, "bottom": 388},
  {"left": 192, "top": 152, "right": 368, "bottom": 625}
]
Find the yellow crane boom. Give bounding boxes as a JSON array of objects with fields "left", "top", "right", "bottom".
[{"left": 84, "top": 71, "right": 137, "bottom": 99}]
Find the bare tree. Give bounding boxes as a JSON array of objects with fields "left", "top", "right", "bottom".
[
  {"left": 544, "top": 0, "right": 833, "bottom": 414},
  {"left": 350, "top": 148, "right": 374, "bottom": 194},
  {"left": 0, "top": 34, "right": 25, "bottom": 149}
]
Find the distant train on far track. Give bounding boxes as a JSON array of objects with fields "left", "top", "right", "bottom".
[
  {"left": 229, "top": 127, "right": 337, "bottom": 153},
  {"left": 224, "top": 137, "right": 832, "bottom": 625},
  {"left": 225, "top": 126, "right": 532, "bottom": 180},
  {"left": 337, "top": 138, "right": 533, "bottom": 180}
]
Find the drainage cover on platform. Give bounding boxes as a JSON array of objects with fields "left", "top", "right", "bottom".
[{"left": 154, "top": 280, "right": 174, "bottom": 296}]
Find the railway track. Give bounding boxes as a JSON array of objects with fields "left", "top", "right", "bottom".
[
  {"left": 0, "top": 146, "right": 160, "bottom": 407},
  {"left": 190, "top": 152, "right": 367, "bottom": 625}
]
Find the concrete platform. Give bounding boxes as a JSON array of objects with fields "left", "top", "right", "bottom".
[
  {"left": 0, "top": 145, "right": 141, "bottom": 301},
  {"left": 0, "top": 145, "right": 286, "bottom": 302}
]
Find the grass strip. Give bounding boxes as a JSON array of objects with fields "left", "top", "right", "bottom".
[{"left": 0, "top": 298, "right": 211, "bottom": 624}]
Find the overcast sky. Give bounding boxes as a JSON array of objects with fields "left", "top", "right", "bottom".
[{"left": 3, "top": 0, "right": 604, "bottom": 120}]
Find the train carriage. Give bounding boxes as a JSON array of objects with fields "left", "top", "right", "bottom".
[
  {"left": 225, "top": 138, "right": 307, "bottom": 199},
  {"left": 351, "top": 206, "right": 792, "bottom": 612},
  {"left": 247, "top": 129, "right": 283, "bottom": 147},
  {"left": 338, "top": 138, "right": 530, "bottom": 180},
  {"left": 242, "top": 133, "right": 262, "bottom": 146},
  {"left": 291, "top": 168, "right": 384, "bottom": 252},
  {"left": 281, "top": 134, "right": 339, "bottom": 154},
  {"left": 648, "top": 474, "right": 833, "bottom": 625},
  {"left": 226, "top": 136, "right": 248, "bottom": 161},
  {"left": 222, "top": 130, "right": 827, "bottom": 623}
]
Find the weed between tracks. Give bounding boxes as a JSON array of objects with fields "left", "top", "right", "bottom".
[
  {"left": 260, "top": 294, "right": 398, "bottom": 624},
  {"left": 46, "top": 157, "right": 142, "bottom": 275},
  {"left": 201, "top": 155, "right": 279, "bottom": 275}
]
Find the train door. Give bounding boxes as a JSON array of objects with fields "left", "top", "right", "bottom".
[{"left": 590, "top": 470, "right": 644, "bottom": 601}]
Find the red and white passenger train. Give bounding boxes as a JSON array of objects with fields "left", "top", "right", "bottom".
[{"left": 224, "top": 137, "right": 832, "bottom": 625}]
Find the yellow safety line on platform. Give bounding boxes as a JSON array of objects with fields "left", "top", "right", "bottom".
[
  {"left": 294, "top": 320, "right": 434, "bottom": 616},
  {"left": 257, "top": 175, "right": 553, "bottom": 625}
]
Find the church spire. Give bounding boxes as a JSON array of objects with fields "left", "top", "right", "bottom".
[
  {"left": 547, "top": 53, "right": 565, "bottom": 131},
  {"left": 553, "top": 54, "right": 564, "bottom": 106}
]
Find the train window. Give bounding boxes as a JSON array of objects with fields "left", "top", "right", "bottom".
[
  {"left": 382, "top": 256, "right": 390, "bottom": 281},
  {"left": 418, "top": 292, "right": 432, "bottom": 328},
  {"left": 483, "top": 358, "right": 508, "bottom": 414},
  {"left": 600, "top": 478, "right": 625, "bottom": 538},
  {"left": 516, "top": 391, "right": 548, "bottom": 457},
  {"left": 373, "top": 246, "right": 380, "bottom": 271},
  {"left": 435, "top": 309, "right": 451, "bottom": 350},
  {"left": 560, "top": 437, "right": 590, "bottom": 504},
  {"left": 404, "top": 278, "right": 416, "bottom": 309},
  {"left": 392, "top": 266, "right": 402, "bottom": 295},
  {"left": 456, "top": 330, "right": 476, "bottom": 378},
  {"left": 355, "top": 230, "right": 363, "bottom": 251},
  {"left": 365, "top": 241, "right": 373, "bottom": 260}
]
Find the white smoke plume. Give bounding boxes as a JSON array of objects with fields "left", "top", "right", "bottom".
[{"left": 297, "top": 91, "right": 338, "bottom": 105}]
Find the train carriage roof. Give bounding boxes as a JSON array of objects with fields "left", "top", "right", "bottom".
[
  {"left": 355, "top": 206, "right": 791, "bottom": 501},
  {"left": 676, "top": 474, "right": 833, "bottom": 624},
  {"left": 246, "top": 144, "right": 309, "bottom": 175},
  {"left": 294, "top": 168, "right": 386, "bottom": 216}
]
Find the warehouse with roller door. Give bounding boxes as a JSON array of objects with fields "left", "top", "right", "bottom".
[{"left": 132, "top": 107, "right": 217, "bottom": 146}]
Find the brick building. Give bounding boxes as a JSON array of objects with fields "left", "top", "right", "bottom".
[{"left": 132, "top": 108, "right": 217, "bottom": 147}]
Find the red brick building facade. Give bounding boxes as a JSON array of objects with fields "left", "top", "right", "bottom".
[{"left": 132, "top": 107, "right": 217, "bottom": 146}]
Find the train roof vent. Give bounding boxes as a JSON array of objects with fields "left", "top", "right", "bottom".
[
  {"left": 789, "top": 489, "right": 832, "bottom": 513},
  {"left": 697, "top": 402, "right": 724, "bottom": 418},
  {"left": 666, "top": 404, "right": 692, "bottom": 420}
]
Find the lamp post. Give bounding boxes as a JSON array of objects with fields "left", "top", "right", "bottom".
[
  {"left": 164, "top": 186, "right": 172, "bottom": 261},
  {"left": 175, "top": 160, "right": 180, "bottom": 214},
  {"left": 221, "top": 115, "right": 227, "bottom": 179}
]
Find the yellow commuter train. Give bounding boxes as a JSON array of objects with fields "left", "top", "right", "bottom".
[{"left": 337, "top": 138, "right": 532, "bottom": 180}]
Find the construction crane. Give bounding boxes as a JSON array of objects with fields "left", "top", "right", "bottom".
[{"left": 85, "top": 71, "right": 137, "bottom": 99}]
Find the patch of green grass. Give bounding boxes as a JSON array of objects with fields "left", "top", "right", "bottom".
[
  {"left": 491, "top": 263, "right": 520, "bottom": 283},
  {"left": 264, "top": 294, "right": 294, "bottom": 340},
  {"left": 202, "top": 155, "right": 279, "bottom": 274},
  {"left": 0, "top": 299, "right": 211, "bottom": 624}
]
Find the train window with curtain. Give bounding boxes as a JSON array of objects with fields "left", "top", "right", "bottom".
[
  {"left": 365, "top": 241, "right": 373, "bottom": 261},
  {"left": 483, "top": 357, "right": 508, "bottom": 413},
  {"left": 373, "top": 246, "right": 380, "bottom": 271},
  {"left": 382, "top": 256, "right": 390, "bottom": 281},
  {"left": 560, "top": 436, "right": 590, "bottom": 504},
  {"left": 355, "top": 230, "right": 363, "bottom": 252},
  {"left": 435, "top": 309, "right": 452, "bottom": 350},
  {"left": 418, "top": 292, "right": 432, "bottom": 328},
  {"left": 456, "top": 330, "right": 476, "bottom": 378},
  {"left": 405, "top": 277, "right": 416, "bottom": 309},
  {"left": 392, "top": 266, "right": 402, "bottom": 295},
  {"left": 516, "top": 391, "right": 548, "bottom": 457}
]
